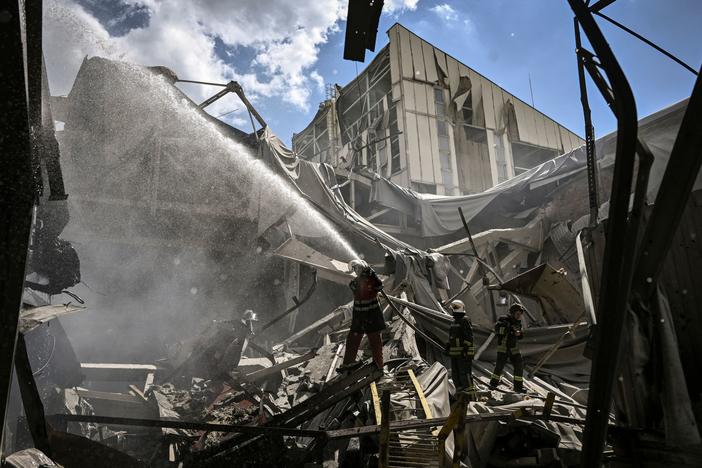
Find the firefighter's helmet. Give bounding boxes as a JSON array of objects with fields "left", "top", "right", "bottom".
[
  {"left": 449, "top": 300, "right": 466, "bottom": 316},
  {"left": 348, "top": 259, "right": 368, "bottom": 275},
  {"left": 242, "top": 309, "right": 258, "bottom": 322}
]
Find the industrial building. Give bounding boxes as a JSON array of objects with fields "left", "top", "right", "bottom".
[{"left": 293, "top": 24, "right": 584, "bottom": 205}]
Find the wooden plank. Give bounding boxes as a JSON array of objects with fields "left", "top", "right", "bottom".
[
  {"left": 53, "top": 413, "right": 323, "bottom": 438},
  {"left": 543, "top": 392, "right": 556, "bottom": 417},
  {"left": 245, "top": 350, "right": 317, "bottom": 381},
  {"left": 407, "top": 369, "right": 432, "bottom": 420},
  {"left": 80, "top": 363, "right": 157, "bottom": 382},
  {"left": 371, "top": 381, "right": 382, "bottom": 424}
]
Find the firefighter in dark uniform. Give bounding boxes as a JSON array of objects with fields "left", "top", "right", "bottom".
[
  {"left": 340, "top": 259, "right": 386, "bottom": 370},
  {"left": 217, "top": 309, "right": 258, "bottom": 372},
  {"left": 490, "top": 303, "right": 525, "bottom": 392},
  {"left": 445, "top": 300, "right": 476, "bottom": 398}
]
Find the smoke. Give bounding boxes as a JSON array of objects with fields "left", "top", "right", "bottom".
[{"left": 54, "top": 60, "right": 356, "bottom": 363}]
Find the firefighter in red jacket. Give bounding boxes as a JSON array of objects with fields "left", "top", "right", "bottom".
[{"left": 339, "top": 259, "right": 385, "bottom": 370}]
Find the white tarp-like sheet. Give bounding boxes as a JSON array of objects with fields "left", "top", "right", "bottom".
[{"left": 370, "top": 99, "right": 692, "bottom": 237}]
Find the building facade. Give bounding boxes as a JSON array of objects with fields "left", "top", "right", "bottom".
[{"left": 293, "top": 24, "right": 584, "bottom": 237}]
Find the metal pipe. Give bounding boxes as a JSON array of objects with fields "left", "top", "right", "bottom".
[
  {"left": 568, "top": 1, "right": 640, "bottom": 466},
  {"left": 0, "top": 0, "right": 37, "bottom": 452}
]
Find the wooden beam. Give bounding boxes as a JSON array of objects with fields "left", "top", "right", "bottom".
[
  {"left": 370, "top": 382, "right": 382, "bottom": 424},
  {"left": 244, "top": 350, "right": 316, "bottom": 382},
  {"left": 51, "top": 414, "right": 323, "bottom": 438},
  {"left": 80, "top": 363, "right": 158, "bottom": 382},
  {"left": 407, "top": 369, "right": 432, "bottom": 419}
]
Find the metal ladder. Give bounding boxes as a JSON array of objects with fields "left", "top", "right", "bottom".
[{"left": 375, "top": 369, "right": 440, "bottom": 468}]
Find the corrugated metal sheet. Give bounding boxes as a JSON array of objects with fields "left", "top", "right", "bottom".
[
  {"left": 404, "top": 111, "right": 421, "bottom": 180},
  {"left": 413, "top": 81, "right": 428, "bottom": 114},
  {"left": 416, "top": 114, "right": 435, "bottom": 182},
  {"left": 422, "top": 41, "right": 438, "bottom": 84},
  {"left": 398, "top": 27, "right": 414, "bottom": 79},
  {"left": 409, "top": 33, "right": 426, "bottom": 80},
  {"left": 660, "top": 189, "right": 702, "bottom": 398}
]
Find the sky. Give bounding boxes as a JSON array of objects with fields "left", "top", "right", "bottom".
[{"left": 44, "top": 0, "right": 702, "bottom": 146}]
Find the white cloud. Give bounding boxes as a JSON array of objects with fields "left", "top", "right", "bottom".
[
  {"left": 44, "top": 0, "right": 422, "bottom": 114},
  {"left": 44, "top": 0, "right": 346, "bottom": 112},
  {"left": 385, "top": 0, "right": 420, "bottom": 13},
  {"left": 430, "top": 3, "right": 458, "bottom": 22}
]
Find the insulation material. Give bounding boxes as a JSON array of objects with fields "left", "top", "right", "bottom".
[
  {"left": 416, "top": 114, "right": 436, "bottom": 183},
  {"left": 398, "top": 27, "right": 414, "bottom": 80},
  {"left": 421, "top": 41, "right": 439, "bottom": 84},
  {"left": 409, "top": 33, "right": 427, "bottom": 81}
]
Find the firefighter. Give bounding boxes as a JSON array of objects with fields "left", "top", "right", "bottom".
[
  {"left": 218, "top": 309, "right": 258, "bottom": 371},
  {"left": 489, "top": 303, "right": 525, "bottom": 393},
  {"left": 339, "top": 259, "right": 385, "bottom": 370},
  {"left": 445, "top": 300, "right": 476, "bottom": 398}
]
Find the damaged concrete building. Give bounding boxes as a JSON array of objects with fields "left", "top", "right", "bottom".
[
  {"left": 292, "top": 24, "right": 584, "bottom": 241},
  {"left": 2, "top": 1, "right": 702, "bottom": 468}
]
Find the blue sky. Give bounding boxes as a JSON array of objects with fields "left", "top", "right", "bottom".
[
  {"left": 47, "top": 1, "right": 701, "bottom": 147},
  {"left": 293, "top": 0, "right": 701, "bottom": 144}
]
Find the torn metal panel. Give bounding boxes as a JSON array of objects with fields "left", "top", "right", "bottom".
[
  {"left": 499, "top": 264, "right": 586, "bottom": 324},
  {"left": 18, "top": 304, "right": 84, "bottom": 334},
  {"left": 272, "top": 238, "right": 352, "bottom": 285}
]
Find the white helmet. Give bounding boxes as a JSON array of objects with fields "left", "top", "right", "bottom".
[
  {"left": 242, "top": 309, "right": 258, "bottom": 322},
  {"left": 449, "top": 300, "right": 465, "bottom": 313},
  {"left": 348, "top": 259, "right": 368, "bottom": 275}
]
